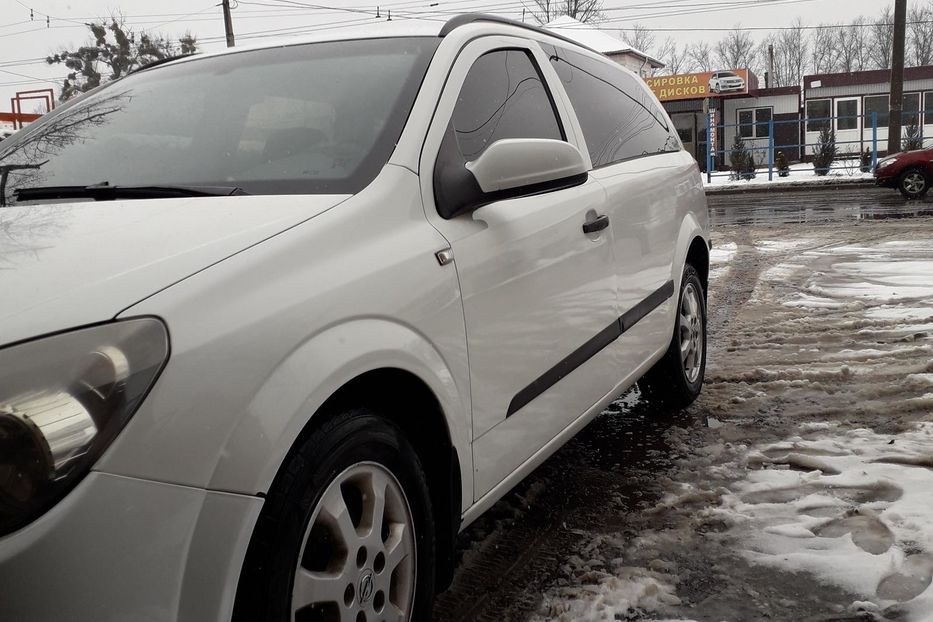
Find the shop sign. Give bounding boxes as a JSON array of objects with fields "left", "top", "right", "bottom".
[{"left": 645, "top": 68, "right": 750, "bottom": 102}]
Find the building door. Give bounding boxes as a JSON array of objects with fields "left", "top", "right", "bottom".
[
  {"left": 835, "top": 97, "right": 861, "bottom": 156},
  {"left": 672, "top": 113, "right": 697, "bottom": 161}
]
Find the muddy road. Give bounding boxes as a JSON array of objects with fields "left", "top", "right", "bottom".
[{"left": 432, "top": 197, "right": 933, "bottom": 622}]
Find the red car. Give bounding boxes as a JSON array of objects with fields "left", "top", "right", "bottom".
[{"left": 874, "top": 146, "right": 933, "bottom": 199}]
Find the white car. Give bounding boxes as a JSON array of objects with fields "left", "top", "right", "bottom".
[
  {"left": 0, "top": 14, "right": 709, "bottom": 622},
  {"left": 708, "top": 70, "right": 746, "bottom": 94}
]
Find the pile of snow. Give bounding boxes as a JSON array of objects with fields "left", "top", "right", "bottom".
[
  {"left": 719, "top": 424, "right": 933, "bottom": 620},
  {"left": 531, "top": 533, "right": 683, "bottom": 622},
  {"left": 708, "top": 241, "right": 736, "bottom": 282}
]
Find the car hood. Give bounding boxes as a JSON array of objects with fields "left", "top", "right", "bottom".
[{"left": 0, "top": 194, "right": 348, "bottom": 346}]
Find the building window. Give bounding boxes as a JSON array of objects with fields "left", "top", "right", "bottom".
[
  {"left": 864, "top": 93, "right": 922, "bottom": 127},
  {"left": 806, "top": 99, "right": 831, "bottom": 132},
  {"left": 676, "top": 127, "right": 693, "bottom": 143},
  {"left": 836, "top": 99, "right": 858, "bottom": 130},
  {"left": 864, "top": 95, "right": 887, "bottom": 127},
  {"left": 738, "top": 107, "right": 772, "bottom": 138},
  {"left": 925, "top": 92, "right": 933, "bottom": 125},
  {"left": 738, "top": 109, "right": 754, "bottom": 138},
  {"left": 904, "top": 92, "right": 921, "bottom": 126}
]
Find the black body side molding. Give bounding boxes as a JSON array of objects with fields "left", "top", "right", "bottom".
[{"left": 506, "top": 280, "right": 675, "bottom": 417}]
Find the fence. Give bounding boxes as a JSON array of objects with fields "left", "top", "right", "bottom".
[{"left": 705, "top": 112, "right": 891, "bottom": 183}]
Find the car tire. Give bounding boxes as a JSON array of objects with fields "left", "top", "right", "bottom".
[
  {"left": 898, "top": 168, "right": 930, "bottom": 200},
  {"left": 638, "top": 263, "right": 707, "bottom": 411},
  {"left": 233, "top": 409, "right": 436, "bottom": 622}
]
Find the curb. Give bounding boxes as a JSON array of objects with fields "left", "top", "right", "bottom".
[{"left": 704, "top": 177, "right": 874, "bottom": 195}]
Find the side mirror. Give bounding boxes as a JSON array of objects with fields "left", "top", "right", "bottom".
[{"left": 465, "top": 138, "right": 587, "bottom": 193}]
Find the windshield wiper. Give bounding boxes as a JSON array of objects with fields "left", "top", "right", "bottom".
[{"left": 13, "top": 182, "right": 248, "bottom": 203}]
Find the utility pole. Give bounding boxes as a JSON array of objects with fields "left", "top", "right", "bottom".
[
  {"left": 767, "top": 44, "right": 774, "bottom": 88},
  {"left": 222, "top": 0, "right": 236, "bottom": 48},
  {"left": 888, "top": 0, "right": 907, "bottom": 154}
]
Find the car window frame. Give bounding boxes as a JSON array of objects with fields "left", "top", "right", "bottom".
[
  {"left": 446, "top": 47, "right": 567, "bottom": 164},
  {"left": 418, "top": 35, "right": 591, "bottom": 225},
  {"left": 539, "top": 41, "right": 680, "bottom": 170}
]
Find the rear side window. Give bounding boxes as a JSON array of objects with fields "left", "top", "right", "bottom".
[
  {"left": 543, "top": 44, "right": 679, "bottom": 167},
  {"left": 450, "top": 49, "right": 563, "bottom": 161},
  {"left": 434, "top": 48, "right": 564, "bottom": 218}
]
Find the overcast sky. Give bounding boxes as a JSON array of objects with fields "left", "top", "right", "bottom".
[{"left": 0, "top": 0, "right": 893, "bottom": 114}]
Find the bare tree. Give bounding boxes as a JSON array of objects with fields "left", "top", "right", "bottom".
[
  {"left": 714, "top": 27, "right": 757, "bottom": 69},
  {"left": 654, "top": 37, "right": 692, "bottom": 75},
  {"left": 810, "top": 24, "right": 839, "bottom": 74},
  {"left": 688, "top": 41, "right": 714, "bottom": 72},
  {"left": 47, "top": 17, "right": 197, "bottom": 101},
  {"left": 869, "top": 5, "right": 895, "bottom": 69},
  {"left": 908, "top": 2, "right": 933, "bottom": 66},
  {"left": 627, "top": 23, "right": 655, "bottom": 54},
  {"left": 531, "top": 0, "right": 603, "bottom": 24},
  {"left": 771, "top": 19, "right": 809, "bottom": 87},
  {"left": 837, "top": 17, "right": 870, "bottom": 72}
]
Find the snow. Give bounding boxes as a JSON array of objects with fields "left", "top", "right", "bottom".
[
  {"left": 708, "top": 241, "right": 736, "bottom": 282},
  {"left": 704, "top": 161, "right": 874, "bottom": 189},
  {"left": 532, "top": 555, "right": 682, "bottom": 622},
  {"left": 723, "top": 425, "right": 933, "bottom": 621}
]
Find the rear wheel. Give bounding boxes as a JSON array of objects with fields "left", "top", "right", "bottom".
[
  {"left": 638, "top": 264, "right": 707, "bottom": 410},
  {"left": 233, "top": 409, "right": 435, "bottom": 622},
  {"left": 899, "top": 168, "right": 930, "bottom": 199}
]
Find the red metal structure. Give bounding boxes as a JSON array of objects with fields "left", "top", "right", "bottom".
[{"left": 2, "top": 88, "right": 55, "bottom": 129}]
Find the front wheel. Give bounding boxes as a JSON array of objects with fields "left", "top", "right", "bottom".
[
  {"left": 233, "top": 409, "right": 436, "bottom": 622},
  {"left": 638, "top": 264, "right": 707, "bottom": 410},
  {"left": 899, "top": 168, "right": 930, "bottom": 199}
]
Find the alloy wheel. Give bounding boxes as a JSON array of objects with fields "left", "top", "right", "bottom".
[
  {"left": 292, "top": 462, "right": 416, "bottom": 622},
  {"left": 679, "top": 282, "right": 703, "bottom": 384},
  {"left": 903, "top": 171, "right": 926, "bottom": 196}
]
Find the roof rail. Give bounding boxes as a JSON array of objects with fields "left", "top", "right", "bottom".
[{"left": 439, "top": 13, "right": 600, "bottom": 55}]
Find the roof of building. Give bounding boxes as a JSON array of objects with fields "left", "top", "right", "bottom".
[
  {"left": 805, "top": 65, "right": 933, "bottom": 89},
  {"left": 754, "top": 85, "right": 801, "bottom": 97},
  {"left": 543, "top": 16, "right": 664, "bottom": 68}
]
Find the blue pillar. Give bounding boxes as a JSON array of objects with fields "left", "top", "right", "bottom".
[
  {"left": 706, "top": 112, "right": 713, "bottom": 183},
  {"left": 768, "top": 117, "right": 775, "bottom": 181},
  {"left": 871, "top": 111, "right": 878, "bottom": 170}
]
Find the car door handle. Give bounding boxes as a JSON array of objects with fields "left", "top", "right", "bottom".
[{"left": 582, "top": 214, "right": 609, "bottom": 234}]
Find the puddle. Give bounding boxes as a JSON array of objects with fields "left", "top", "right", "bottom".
[{"left": 709, "top": 187, "right": 933, "bottom": 226}]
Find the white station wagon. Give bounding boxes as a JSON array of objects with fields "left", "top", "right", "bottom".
[{"left": 0, "top": 14, "right": 709, "bottom": 622}]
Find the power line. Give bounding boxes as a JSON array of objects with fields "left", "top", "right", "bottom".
[
  {"left": 0, "top": 67, "right": 61, "bottom": 86},
  {"left": 613, "top": 18, "right": 933, "bottom": 31}
]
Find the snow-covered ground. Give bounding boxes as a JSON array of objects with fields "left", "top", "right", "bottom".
[{"left": 705, "top": 160, "right": 874, "bottom": 189}]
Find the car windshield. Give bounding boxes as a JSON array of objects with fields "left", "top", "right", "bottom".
[{"left": 0, "top": 37, "right": 439, "bottom": 206}]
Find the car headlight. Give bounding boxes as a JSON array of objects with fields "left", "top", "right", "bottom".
[
  {"left": 0, "top": 318, "right": 168, "bottom": 536},
  {"left": 876, "top": 158, "right": 897, "bottom": 170}
]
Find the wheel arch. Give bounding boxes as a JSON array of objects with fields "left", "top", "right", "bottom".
[
  {"left": 673, "top": 213, "right": 710, "bottom": 297},
  {"left": 213, "top": 317, "right": 470, "bottom": 595},
  {"left": 685, "top": 234, "right": 710, "bottom": 298},
  {"left": 310, "top": 367, "right": 463, "bottom": 591}
]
